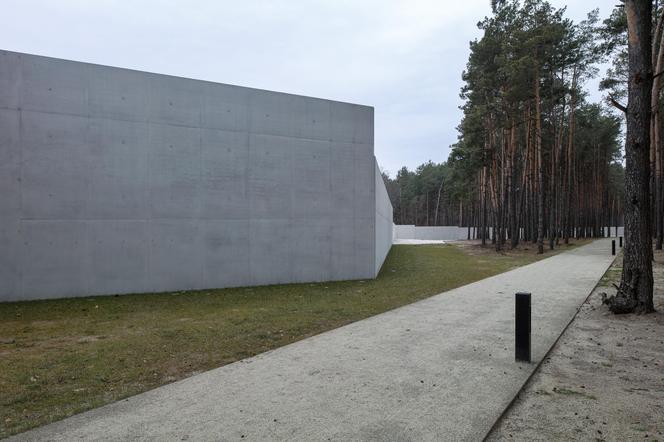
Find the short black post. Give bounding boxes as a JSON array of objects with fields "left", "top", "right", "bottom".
[
  {"left": 619, "top": 236, "right": 623, "bottom": 248},
  {"left": 612, "top": 239, "right": 616, "bottom": 255},
  {"left": 515, "top": 292, "right": 531, "bottom": 362}
]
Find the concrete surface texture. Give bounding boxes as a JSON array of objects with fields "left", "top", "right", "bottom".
[
  {"left": 10, "top": 240, "right": 615, "bottom": 441},
  {"left": 393, "top": 224, "right": 470, "bottom": 241},
  {"left": 393, "top": 238, "right": 448, "bottom": 245},
  {"left": 393, "top": 225, "right": 623, "bottom": 242},
  {"left": 0, "top": 49, "right": 393, "bottom": 301},
  {"left": 374, "top": 161, "right": 393, "bottom": 275}
]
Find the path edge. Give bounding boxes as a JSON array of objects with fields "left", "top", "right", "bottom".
[{"left": 481, "top": 248, "right": 619, "bottom": 441}]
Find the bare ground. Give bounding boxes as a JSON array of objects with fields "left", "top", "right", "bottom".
[{"left": 488, "top": 249, "right": 664, "bottom": 441}]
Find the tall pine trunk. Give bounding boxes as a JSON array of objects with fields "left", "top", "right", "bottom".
[
  {"left": 564, "top": 67, "right": 578, "bottom": 245},
  {"left": 652, "top": 8, "right": 664, "bottom": 249},
  {"left": 534, "top": 67, "right": 544, "bottom": 254},
  {"left": 606, "top": 0, "right": 654, "bottom": 314}
]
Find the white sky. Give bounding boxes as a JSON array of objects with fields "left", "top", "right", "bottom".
[{"left": 0, "top": 0, "right": 618, "bottom": 176}]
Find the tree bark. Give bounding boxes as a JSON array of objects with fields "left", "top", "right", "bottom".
[
  {"left": 535, "top": 66, "right": 544, "bottom": 254},
  {"left": 653, "top": 8, "right": 664, "bottom": 250},
  {"left": 652, "top": 8, "right": 664, "bottom": 249},
  {"left": 606, "top": 0, "right": 655, "bottom": 314},
  {"left": 565, "top": 67, "right": 578, "bottom": 245},
  {"left": 434, "top": 179, "right": 443, "bottom": 226}
]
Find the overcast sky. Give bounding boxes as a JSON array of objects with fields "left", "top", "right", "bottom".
[{"left": 1, "top": 0, "right": 618, "bottom": 176}]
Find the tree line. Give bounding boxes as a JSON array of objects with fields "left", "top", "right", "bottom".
[
  {"left": 382, "top": 0, "right": 661, "bottom": 314},
  {"left": 383, "top": 0, "right": 625, "bottom": 253}
]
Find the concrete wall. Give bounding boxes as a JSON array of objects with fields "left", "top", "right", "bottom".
[
  {"left": 394, "top": 225, "right": 623, "bottom": 241},
  {"left": 0, "top": 50, "right": 381, "bottom": 301},
  {"left": 605, "top": 227, "right": 624, "bottom": 237},
  {"left": 393, "top": 225, "right": 468, "bottom": 241},
  {"left": 374, "top": 160, "right": 393, "bottom": 276}
]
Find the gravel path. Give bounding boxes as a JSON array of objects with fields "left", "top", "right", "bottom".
[
  {"left": 11, "top": 240, "right": 615, "bottom": 441},
  {"left": 488, "top": 249, "right": 664, "bottom": 441}
]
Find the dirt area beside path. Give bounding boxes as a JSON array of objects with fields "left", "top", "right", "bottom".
[{"left": 488, "top": 249, "right": 664, "bottom": 441}]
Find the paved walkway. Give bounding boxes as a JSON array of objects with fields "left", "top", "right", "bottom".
[{"left": 13, "top": 240, "right": 615, "bottom": 441}]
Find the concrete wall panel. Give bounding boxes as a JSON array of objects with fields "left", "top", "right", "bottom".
[
  {"left": 354, "top": 218, "right": 375, "bottom": 279},
  {"left": 354, "top": 150, "right": 375, "bottom": 220},
  {"left": 21, "top": 55, "right": 88, "bottom": 116},
  {"left": 291, "top": 219, "right": 331, "bottom": 283},
  {"left": 330, "top": 102, "right": 374, "bottom": 144},
  {"left": 148, "top": 220, "right": 203, "bottom": 292},
  {"left": 330, "top": 218, "right": 356, "bottom": 279},
  {"left": 393, "top": 224, "right": 415, "bottom": 240},
  {"left": 393, "top": 225, "right": 469, "bottom": 241},
  {"left": 87, "top": 118, "right": 148, "bottom": 219},
  {"left": 202, "top": 220, "right": 250, "bottom": 288},
  {"left": 148, "top": 124, "right": 201, "bottom": 218},
  {"left": 0, "top": 50, "right": 379, "bottom": 301},
  {"left": 605, "top": 227, "right": 624, "bottom": 237},
  {"left": 291, "top": 138, "right": 331, "bottom": 219},
  {"left": 20, "top": 221, "right": 89, "bottom": 299},
  {"left": 248, "top": 134, "right": 292, "bottom": 219},
  {"left": 87, "top": 221, "right": 149, "bottom": 295},
  {"left": 148, "top": 75, "right": 201, "bottom": 127},
  {"left": 200, "top": 128, "right": 249, "bottom": 219},
  {"left": 330, "top": 142, "right": 356, "bottom": 220},
  {"left": 249, "top": 90, "right": 307, "bottom": 139},
  {"left": 88, "top": 65, "right": 149, "bottom": 121},
  {"left": 352, "top": 106, "right": 374, "bottom": 145},
  {"left": 329, "top": 101, "right": 355, "bottom": 144},
  {"left": 201, "top": 83, "right": 249, "bottom": 132},
  {"left": 374, "top": 160, "right": 393, "bottom": 276},
  {"left": 301, "top": 97, "right": 331, "bottom": 141},
  {"left": 249, "top": 219, "right": 292, "bottom": 285},
  {"left": 21, "top": 111, "right": 91, "bottom": 219},
  {"left": 0, "top": 217, "right": 20, "bottom": 299},
  {"left": 0, "top": 51, "right": 21, "bottom": 110},
  {"left": 0, "top": 109, "right": 21, "bottom": 218}
]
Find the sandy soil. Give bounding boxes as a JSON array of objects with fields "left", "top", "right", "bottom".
[{"left": 488, "top": 249, "right": 664, "bottom": 441}]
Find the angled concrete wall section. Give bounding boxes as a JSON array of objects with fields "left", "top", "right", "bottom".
[
  {"left": 374, "top": 160, "right": 393, "bottom": 276},
  {"left": 0, "top": 50, "right": 380, "bottom": 301}
]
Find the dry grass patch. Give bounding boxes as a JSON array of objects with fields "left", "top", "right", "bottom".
[{"left": 0, "top": 240, "right": 588, "bottom": 437}]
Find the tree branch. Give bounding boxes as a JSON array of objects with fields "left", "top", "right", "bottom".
[{"left": 609, "top": 95, "right": 627, "bottom": 113}]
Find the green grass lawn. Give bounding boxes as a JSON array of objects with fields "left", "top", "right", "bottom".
[{"left": 0, "top": 241, "right": 587, "bottom": 437}]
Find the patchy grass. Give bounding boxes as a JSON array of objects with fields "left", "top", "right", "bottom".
[
  {"left": 552, "top": 386, "right": 597, "bottom": 400},
  {"left": 599, "top": 259, "right": 623, "bottom": 287},
  {"left": 0, "top": 240, "right": 588, "bottom": 437}
]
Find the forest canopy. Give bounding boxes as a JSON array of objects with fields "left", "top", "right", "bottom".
[{"left": 382, "top": 0, "right": 626, "bottom": 253}]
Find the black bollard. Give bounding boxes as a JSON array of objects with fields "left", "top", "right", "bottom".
[
  {"left": 619, "top": 236, "right": 623, "bottom": 248},
  {"left": 515, "top": 292, "right": 531, "bottom": 362},
  {"left": 612, "top": 239, "right": 616, "bottom": 256}
]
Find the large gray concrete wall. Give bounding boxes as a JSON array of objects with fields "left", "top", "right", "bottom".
[
  {"left": 0, "top": 50, "right": 379, "bottom": 301},
  {"left": 374, "top": 160, "right": 393, "bottom": 276}
]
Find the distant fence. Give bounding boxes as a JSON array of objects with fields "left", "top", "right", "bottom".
[
  {"left": 607, "top": 227, "right": 625, "bottom": 237},
  {"left": 394, "top": 225, "right": 625, "bottom": 241},
  {"left": 393, "top": 225, "right": 469, "bottom": 241}
]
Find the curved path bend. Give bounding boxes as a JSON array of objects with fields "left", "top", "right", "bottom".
[{"left": 12, "top": 239, "right": 615, "bottom": 441}]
